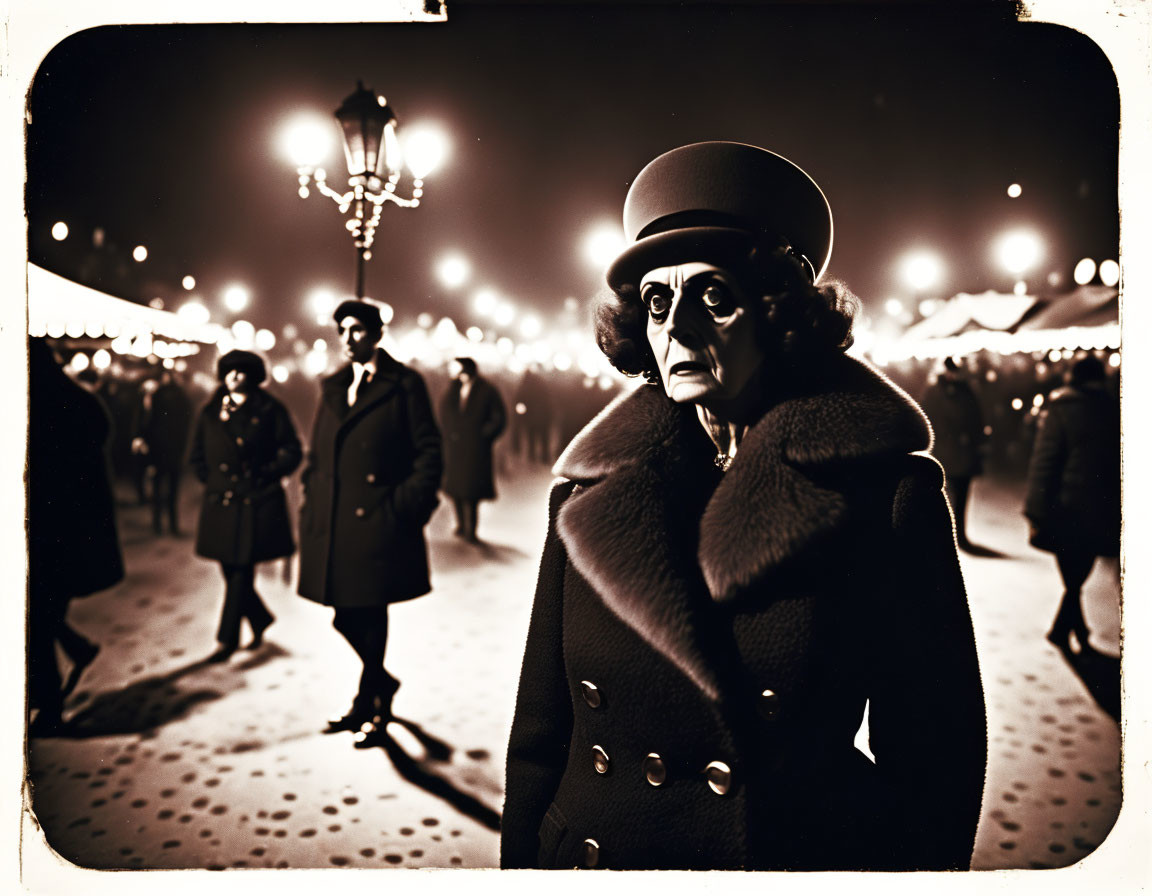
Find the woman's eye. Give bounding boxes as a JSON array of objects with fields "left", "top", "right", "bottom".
[
  {"left": 701, "top": 284, "right": 735, "bottom": 316},
  {"left": 643, "top": 289, "right": 672, "bottom": 319}
]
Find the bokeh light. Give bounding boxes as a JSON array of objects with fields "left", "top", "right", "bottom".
[
  {"left": 898, "top": 249, "right": 945, "bottom": 293},
  {"left": 1099, "top": 259, "right": 1119, "bottom": 287},
  {"left": 182, "top": 275, "right": 196, "bottom": 290},
  {"left": 51, "top": 221, "right": 69, "bottom": 241},
  {"left": 583, "top": 224, "right": 627, "bottom": 270},
  {"left": 436, "top": 253, "right": 471, "bottom": 289},
  {"left": 224, "top": 284, "right": 251, "bottom": 312},
  {"left": 178, "top": 301, "right": 210, "bottom": 325},
  {"left": 402, "top": 124, "right": 450, "bottom": 179},
  {"left": 1073, "top": 258, "right": 1097, "bottom": 285},
  {"left": 278, "top": 113, "right": 336, "bottom": 168},
  {"left": 993, "top": 229, "right": 1044, "bottom": 275},
  {"left": 132, "top": 245, "right": 148, "bottom": 262},
  {"left": 1006, "top": 183, "right": 1022, "bottom": 198}
]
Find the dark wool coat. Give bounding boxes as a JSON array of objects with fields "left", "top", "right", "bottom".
[
  {"left": 1024, "top": 382, "right": 1120, "bottom": 557},
  {"left": 189, "top": 387, "right": 302, "bottom": 566},
  {"left": 919, "top": 377, "right": 985, "bottom": 479},
  {"left": 438, "top": 376, "right": 506, "bottom": 501},
  {"left": 297, "top": 349, "right": 443, "bottom": 608},
  {"left": 29, "top": 361, "right": 124, "bottom": 599},
  {"left": 502, "top": 354, "right": 986, "bottom": 872}
]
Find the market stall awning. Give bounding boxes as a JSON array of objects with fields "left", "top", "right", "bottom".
[
  {"left": 901, "top": 290, "right": 1039, "bottom": 341},
  {"left": 1015, "top": 284, "right": 1118, "bottom": 331},
  {"left": 27, "top": 263, "right": 222, "bottom": 344}
]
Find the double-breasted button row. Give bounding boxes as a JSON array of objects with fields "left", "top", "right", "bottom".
[{"left": 590, "top": 748, "right": 732, "bottom": 794}]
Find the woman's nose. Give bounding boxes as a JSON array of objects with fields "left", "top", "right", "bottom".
[{"left": 667, "top": 293, "right": 703, "bottom": 347}]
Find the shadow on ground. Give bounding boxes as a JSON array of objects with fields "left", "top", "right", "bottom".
[
  {"left": 367, "top": 716, "right": 502, "bottom": 831},
  {"left": 1060, "top": 643, "right": 1120, "bottom": 722},
  {"left": 52, "top": 643, "right": 291, "bottom": 739}
]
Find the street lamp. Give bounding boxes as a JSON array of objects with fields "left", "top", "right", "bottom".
[{"left": 291, "top": 82, "right": 443, "bottom": 299}]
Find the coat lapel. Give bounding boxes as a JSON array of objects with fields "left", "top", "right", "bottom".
[
  {"left": 553, "top": 354, "right": 931, "bottom": 701},
  {"left": 323, "top": 350, "right": 403, "bottom": 429}
]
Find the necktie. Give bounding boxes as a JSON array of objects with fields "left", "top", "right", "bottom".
[{"left": 348, "top": 365, "right": 371, "bottom": 406}]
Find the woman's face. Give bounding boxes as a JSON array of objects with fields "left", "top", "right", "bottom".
[
  {"left": 224, "top": 369, "right": 248, "bottom": 393},
  {"left": 641, "top": 261, "right": 764, "bottom": 406}
]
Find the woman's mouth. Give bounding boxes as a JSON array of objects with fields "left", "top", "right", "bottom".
[{"left": 669, "top": 361, "right": 709, "bottom": 376}]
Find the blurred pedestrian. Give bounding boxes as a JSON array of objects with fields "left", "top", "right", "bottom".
[
  {"left": 503, "top": 142, "right": 985, "bottom": 871},
  {"left": 189, "top": 350, "right": 302, "bottom": 662},
  {"left": 132, "top": 368, "right": 194, "bottom": 535},
  {"left": 438, "top": 357, "right": 506, "bottom": 543},
  {"left": 28, "top": 338, "right": 124, "bottom": 735},
  {"left": 1025, "top": 355, "right": 1120, "bottom": 653},
  {"left": 513, "top": 365, "right": 553, "bottom": 463},
  {"left": 920, "top": 356, "right": 986, "bottom": 551},
  {"left": 297, "top": 300, "right": 442, "bottom": 748}
]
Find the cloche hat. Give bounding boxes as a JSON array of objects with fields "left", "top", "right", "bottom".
[{"left": 606, "top": 141, "right": 833, "bottom": 291}]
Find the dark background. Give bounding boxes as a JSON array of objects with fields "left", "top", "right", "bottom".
[{"left": 25, "top": 1, "right": 1119, "bottom": 339}]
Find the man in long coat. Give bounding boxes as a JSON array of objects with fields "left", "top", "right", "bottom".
[
  {"left": 438, "top": 356, "right": 506, "bottom": 543},
  {"left": 297, "top": 300, "right": 442, "bottom": 747}
]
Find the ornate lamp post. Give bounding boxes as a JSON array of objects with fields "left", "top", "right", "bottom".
[{"left": 293, "top": 82, "right": 430, "bottom": 299}]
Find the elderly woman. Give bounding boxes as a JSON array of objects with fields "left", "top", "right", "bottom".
[
  {"left": 502, "top": 142, "right": 986, "bottom": 872},
  {"left": 190, "top": 350, "right": 302, "bottom": 661}
]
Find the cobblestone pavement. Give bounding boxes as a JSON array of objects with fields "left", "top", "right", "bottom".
[{"left": 22, "top": 466, "right": 1122, "bottom": 879}]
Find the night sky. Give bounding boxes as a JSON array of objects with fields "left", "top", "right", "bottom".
[{"left": 25, "top": 1, "right": 1119, "bottom": 341}]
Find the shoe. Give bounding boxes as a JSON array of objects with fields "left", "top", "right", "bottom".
[
  {"left": 207, "top": 643, "right": 236, "bottom": 663},
  {"left": 1046, "top": 628, "right": 1071, "bottom": 651},
  {"left": 61, "top": 642, "right": 100, "bottom": 698},
  {"left": 247, "top": 619, "right": 273, "bottom": 650},
  {"left": 323, "top": 698, "right": 378, "bottom": 734}
]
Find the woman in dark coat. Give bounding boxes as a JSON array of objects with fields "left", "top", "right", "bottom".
[
  {"left": 438, "top": 357, "right": 506, "bottom": 543},
  {"left": 189, "top": 350, "right": 302, "bottom": 661},
  {"left": 28, "top": 338, "right": 124, "bottom": 733},
  {"left": 502, "top": 142, "right": 986, "bottom": 872},
  {"left": 1024, "top": 355, "right": 1120, "bottom": 653}
]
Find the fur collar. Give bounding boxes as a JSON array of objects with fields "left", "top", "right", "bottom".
[{"left": 553, "top": 353, "right": 931, "bottom": 701}]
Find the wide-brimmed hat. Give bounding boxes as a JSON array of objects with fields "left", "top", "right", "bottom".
[
  {"left": 217, "top": 349, "right": 267, "bottom": 385},
  {"left": 606, "top": 141, "right": 833, "bottom": 291}
]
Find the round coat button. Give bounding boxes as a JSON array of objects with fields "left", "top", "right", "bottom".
[
  {"left": 592, "top": 745, "right": 610, "bottom": 775},
  {"left": 579, "top": 680, "right": 601, "bottom": 709},
  {"left": 704, "top": 761, "right": 733, "bottom": 796},
  {"left": 355, "top": 507, "right": 366, "bottom": 518},
  {"left": 581, "top": 839, "right": 600, "bottom": 868},
  {"left": 642, "top": 753, "right": 666, "bottom": 787},
  {"left": 758, "top": 688, "right": 781, "bottom": 721}
]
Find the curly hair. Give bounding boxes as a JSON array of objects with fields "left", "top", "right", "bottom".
[{"left": 594, "top": 241, "right": 859, "bottom": 383}]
